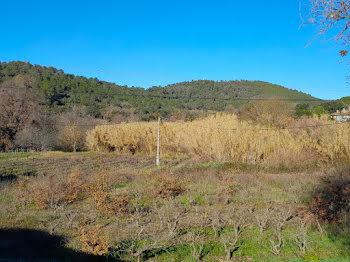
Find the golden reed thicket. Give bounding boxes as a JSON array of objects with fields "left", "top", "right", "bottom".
[{"left": 86, "top": 114, "right": 350, "bottom": 167}]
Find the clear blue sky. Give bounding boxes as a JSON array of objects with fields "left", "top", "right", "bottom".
[{"left": 1, "top": 0, "right": 349, "bottom": 99}]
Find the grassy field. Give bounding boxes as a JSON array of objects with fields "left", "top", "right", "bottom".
[{"left": 0, "top": 151, "right": 349, "bottom": 261}]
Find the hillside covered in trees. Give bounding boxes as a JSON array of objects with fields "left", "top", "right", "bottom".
[{"left": 0, "top": 61, "right": 320, "bottom": 119}]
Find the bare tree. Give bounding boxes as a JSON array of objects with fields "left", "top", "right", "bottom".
[
  {"left": 304, "top": 0, "right": 350, "bottom": 56},
  {"left": 0, "top": 75, "right": 42, "bottom": 150},
  {"left": 295, "top": 218, "right": 309, "bottom": 255},
  {"left": 254, "top": 201, "right": 272, "bottom": 236},
  {"left": 115, "top": 203, "right": 180, "bottom": 262},
  {"left": 184, "top": 207, "right": 211, "bottom": 261},
  {"left": 268, "top": 206, "right": 295, "bottom": 256},
  {"left": 209, "top": 209, "right": 224, "bottom": 238},
  {"left": 187, "top": 229, "right": 206, "bottom": 261},
  {"left": 156, "top": 200, "right": 186, "bottom": 237},
  {"left": 57, "top": 107, "right": 93, "bottom": 152},
  {"left": 219, "top": 207, "right": 247, "bottom": 261},
  {"left": 269, "top": 229, "right": 283, "bottom": 256},
  {"left": 14, "top": 117, "right": 58, "bottom": 151}
]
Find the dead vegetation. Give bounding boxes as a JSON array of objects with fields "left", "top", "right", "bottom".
[
  {"left": 309, "top": 166, "right": 350, "bottom": 222},
  {"left": 152, "top": 173, "right": 185, "bottom": 199},
  {"left": 87, "top": 113, "right": 350, "bottom": 169}
]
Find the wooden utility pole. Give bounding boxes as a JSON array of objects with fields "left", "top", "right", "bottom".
[{"left": 156, "top": 117, "right": 160, "bottom": 166}]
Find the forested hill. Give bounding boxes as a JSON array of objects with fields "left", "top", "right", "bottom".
[{"left": 0, "top": 61, "right": 320, "bottom": 118}]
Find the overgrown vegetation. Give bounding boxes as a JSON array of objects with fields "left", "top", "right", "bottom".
[
  {"left": 295, "top": 100, "right": 349, "bottom": 118},
  {"left": 0, "top": 153, "right": 349, "bottom": 261},
  {"left": 87, "top": 113, "right": 350, "bottom": 169}
]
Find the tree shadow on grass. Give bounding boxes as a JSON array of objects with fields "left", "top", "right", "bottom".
[
  {"left": 0, "top": 174, "right": 18, "bottom": 184},
  {"left": 0, "top": 229, "right": 121, "bottom": 262},
  {"left": 0, "top": 169, "right": 37, "bottom": 185}
]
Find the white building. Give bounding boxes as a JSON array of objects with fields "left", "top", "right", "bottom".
[{"left": 330, "top": 107, "right": 350, "bottom": 122}]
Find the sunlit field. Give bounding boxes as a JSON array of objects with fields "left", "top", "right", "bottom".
[{"left": 1, "top": 114, "right": 350, "bottom": 261}]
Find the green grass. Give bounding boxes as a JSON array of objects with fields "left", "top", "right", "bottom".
[{"left": 0, "top": 152, "right": 39, "bottom": 161}]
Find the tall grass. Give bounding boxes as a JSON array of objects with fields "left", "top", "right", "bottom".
[{"left": 86, "top": 114, "right": 350, "bottom": 167}]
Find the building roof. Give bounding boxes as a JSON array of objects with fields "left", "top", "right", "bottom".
[
  {"left": 330, "top": 107, "right": 350, "bottom": 116},
  {"left": 330, "top": 112, "right": 350, "bottom": 116}
]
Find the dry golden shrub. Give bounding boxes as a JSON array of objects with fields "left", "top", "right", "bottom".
[
  {"left": 238, "top": 101, "right": 294, "bottom": 128},
  {"left": 87, "top": 113, "right": 350, "bottom": 167},
  {"left": 85, "top": 173, "right": 111, "bottom": 210},
  {"left": 65, "top": 173, "right": 85, "bottom": 203},
  {"left": 77, "top": 224, "right": 109, "bottom": 255},
  {"left": 153, "top": 173, "right": 184, "bottom": 198},
  {"left": 86, "top": 121, "right": 157, "bottom": 153},
  {"left": 22, "top": 172, "right": 84, "bottom": 210}
]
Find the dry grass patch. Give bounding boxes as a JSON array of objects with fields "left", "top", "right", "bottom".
[{"left": 87, "top": 114, "right": 350, "bottom": 168}]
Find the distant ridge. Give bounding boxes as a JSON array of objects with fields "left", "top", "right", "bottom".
[{"left": 0, "top": 61, "right": 320, "bottom": 117}]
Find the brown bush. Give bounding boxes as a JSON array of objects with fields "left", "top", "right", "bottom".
[
  {"left": 77, "top": 224, "right": 109, "bottom": 255},
  {"left": 23, "top": 172, "right": 84, "bottom": 210},
  {"left": 219, "top": 176, "right": 239, "bottom": 204},
  {"left": 153, "top": 173, "right": 184, "bottom": 198},
  {"left": 309, "top": 167, "right": 350, "bottom": 222},
  {"left": 110, "top": 195, "right": 132, "bottom": 215}
]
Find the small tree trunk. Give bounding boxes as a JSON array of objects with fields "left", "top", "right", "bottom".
[
  {"left": 225, "top": 246, "right": 232, "bottom": 261},
  {"left": 73, "top": 140, "right": 77, "bottom": 152}
]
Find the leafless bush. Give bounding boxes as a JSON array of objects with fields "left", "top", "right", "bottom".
[
  {"left": 268, "top": 206, "right": 295, "bottom": 256},
  {"left": 115, "top": 205, "right": 175, "bottom": 262},
  {"left": 57, "top": 106, "right": 95, "bottom": 152},
  {"left": 156, "top": 200, "right": 186, "bottom": 237},
  {"left": 295, "top": 218, "right": 309, "bottom": 255},
  {"left": 208, "top": 209, "right": 223, "bottom": 238},
  {"left": 219, "top": 175, "right": 239, "bottom": 204},
  {"left": 254, "top": 201, "right": 272, "bottom": 235},
  {"left": 269, "top": 230, "right": 283, "bottom": 256},
  {"left": 273, "top": 206, "right": 295, "bottom": 232},
  {"left": 20, "top": 172, "right": 85, "bottom": 210},
  {"left": 102, "top": 106, "right": 141, "bottom": 123},
  {"left": 180, "top": 207, "right": 211, "bottom": 261},
  {"left": 14, "top": 126, "right": 57, "bottom": 151},
  {"left": 219, "top": 207, "right": 248, "bottom": 261}
]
